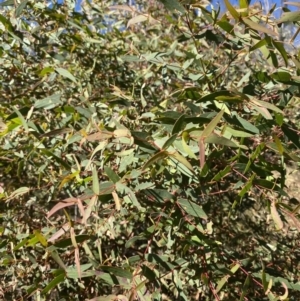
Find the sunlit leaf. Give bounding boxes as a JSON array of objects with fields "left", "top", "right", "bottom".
[
  {"left": 56, "top": 67, "right": 77, "bottom": 83},
  {"left": 242, "top": 18, "right": 277, "bottom": 36},
  {"left": 127, "top": 14, "right": 148, "bottom": 28},
  {"left": 168, "top": 151, "right": 194, "bottom": 172},
  {"left": 201, "top": 110, "right": 224, "bottom": 138},
  {"left": 224, "top": 0, "right": 240, "bottom": 20},
  {"left": 270, "top": 202, "right": 284, "bottom": 230},
  {"left": 277, "top": 11, "right": 300, "bottom": 23}
]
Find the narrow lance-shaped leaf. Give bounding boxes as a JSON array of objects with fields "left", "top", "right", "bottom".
[
  {"left": 239, "top": 274, "right": 251, "bottom": 301},
  {"left": 33, "top": 230, "right": 48, "bottom": 247},
  {"left": 12, "top": 106, "right": 29, "bottom": 133},
  {"left": 162, "top": 133, "right": 178, "bottom": 150},
  {"left": 15, "top": 0, "right": 29, "bottom": 17},
  {"left": 104, "top": 166, "right": 120, "bottom": 183},
  {"left": 56, "top": 67, "right": 78, "bottom": 84},
  {"left": 239, "top": 173, "right": 256, "bottom": 198},
  {"left": 272, "top": 40, "right": 288, "bottom": 66},
  {"left": 41, "top": 272, "right": 65, "bottom": 295},
  {"left": 182, "top": 132, "right": 197, "bottom": 159},
  {"left": 168, "top": 151, "right": 194, "bottom": 172},
  {"left": 177, "top": 199, "right": 208, "bottom": 220},
  {"left": 92, "top": 165, "right": 100, "bottom": 195},
  {"left": 276, "top": 11, "right": 300, "bottom": 24},
  {"left": 127, "top": 14, "right": 148, "bottom": 28},
  {"left": 270, "top": 202, "right": 283, "bottom": 230},
  {"left": 201, "top": 110, "right": 224, "bottom": 138},
  {"left": 242, "top": 18, "right": 277, "bottom": 36},
  {"left": 224, "top": 0, "right": 240, "bottom": 20},
  {"left": 172, "top": 114, "right": 186, "bottom": 135},
  {"left": 6, "top": 187, "right": 30, "bottom": 201},
  {"left": 142, "top": 151, "right": 168, "bottom": 170}
]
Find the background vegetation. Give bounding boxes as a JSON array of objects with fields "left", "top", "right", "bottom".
[{"left": 0, "top": 0, "right": 299, "bottom": 300}]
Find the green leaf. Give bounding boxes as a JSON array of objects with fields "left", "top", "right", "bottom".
[
  {"left": 239, "top": 0, "right": 249, "bottom": 9},
  {"left": 92, "top": 165, "right": 100, "bottom": 195},
  {"left": 253, "top": 272, "right": 300, "bottom": 291},
  {"left": 250, "top": 38, "right": 268, "bottom": 52},
  {"left": 162, "top": 133, "right": 178, "bottom": 150},
  {"left": 98, "top": 182, "right": 115, "bottom": 195},
  {"left": 212, "top": 166, "right": 231, "bottom": 181},
  {"left": 224, "top": 126, "right": 254, "bottom": 138},
  {"left": 242, "top": 18, "right": 276, "bottom": 36},
  {"left": 157, "top": 0, "right": 186, "bottom": 14},
  {"left": 277, "top": 11, "right": 300, "bottom": 23},
  {"left": 205, "top": 133, "right": 246, "bottom": 149},
  {"left": 42, "top": 272, "right": 65, "bottom": 294},
  {"left": 235, "top": 115, "right": 259, "bottom": 134},
  {"left": 251, "top": 99, "right": 284, "bottom": 114},
  {"left": 197, "top": 91, "right": 242, "bottom": 103},
  {"left": 0, "top": 1, "right": 14, "bottom": 7},
  {"left": 273, "top": 135, "right": 284, "bottom": 155},
  {"left": 240, "top": 274, "right": 251, "bottom": 301},
  {"left": 104, "top": 166, "right": 120, "bottom": 183},
  {"left": 172, "top": 114, "right": 186, "bottom": 135},
  {"left": 272, "top": 40, "right": 288, "bottom": 66},
  {"left": 182, "top": 132, "right": 197, "bottom": 159},
  {"left": 142, "top": 151, "right": 168, "bottom": 170},
  {"left": 217, "top": 18, "right": 234, "bottom": 34},
  {"left": 253, "top": 179, "right": 288, "bottom": 197},
  {"left": 168, "top": 151, "right": 194, "bottom": 172},
  {"left": 244, "top": 143, "right": 265, "bottom": 174},
  {"left": 177, "top": 199, "right": 208, "bottom": 220},
  {"left": 0, "top": 14, "right": 13, "bottom": 31},
  {"left": 39, "top": 66, "right": 55, "bottom": 77},
  {"left": 132, "top": 131, "right": 158, "bottom": 152},
  {"left": 216, "top": 275, "right": 229, "bottom": 293},
  {"left": 15, "top": 0, "right": 29, "bottom": 17},
  {"left": 48, "top": 248, "right": 66, "bottom": 270},
  {"left": 33, "top": 230, "right": 48, "bottom": 247},
  {"left": 271, "top": 71, "right": 292, "bottom": 83},
  {"left": 125, "top": 236, "right": 145, "bottom": 249},
  {"left": 34, "top": 94, "right": 62, "bottom": 110},
  {"left": 54, "top": 235, "right": 91, "bottom": 249},
  {"left": 66, "top": 264, "right": 94, "bottom": 279},
  {"left": 56, "top": 67, "right": 78, "bottom": 84},
  {"left": 145, "top": 254, "right": 175, "bottom": 271},
  {"left": 239, "top": 173, "right": 256, "bottom": 198},
  {"left": 12, "top": 106, "right": 28, "bottom": 132},
  {"left": 99, "top": 266, "right": 132, "bottom": 280},
  {"left": 224, "top": 0, "right": 240, "bottom": 20},
  {"left": 201, "top": 110, "right": 224, "bottom": 138}
]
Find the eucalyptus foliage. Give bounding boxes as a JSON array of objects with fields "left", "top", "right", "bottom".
[{"left": 0, "top": 0, "right": 300, "bottom": 300}]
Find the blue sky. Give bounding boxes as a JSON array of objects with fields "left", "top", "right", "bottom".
[
  {"left": 211, "top": 0, "right": 298, "bottom": 18},
  {"left": 72, "top": 0, "right": 299, "bottom": 16}
]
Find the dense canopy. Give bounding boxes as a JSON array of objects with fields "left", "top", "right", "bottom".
[{"left": 0, "top": 0, "right": 299, "bottom": 300}]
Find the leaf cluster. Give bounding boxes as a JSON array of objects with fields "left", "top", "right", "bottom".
[{"left": 0, "top": 0, "right": 300, "bottom": 300}]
